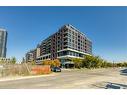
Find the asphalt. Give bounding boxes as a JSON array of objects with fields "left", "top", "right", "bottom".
[{"left": 0, "top": 68, "right": 127, "bottom": 89}]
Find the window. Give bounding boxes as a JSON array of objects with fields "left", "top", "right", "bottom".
[
  {"left": 57, "top": 53, "right": 60, "bottom": 56},
  {"left": 75, "top": 41, "right": 77, "bottom": 44},
  {"left": 75, "top": 33, "right": 77, "bottom": 36},
  {"left": 63, "top": 51, "right": 67, "bottom": 56},
  {"left": 64, "top": 46, "right": 67, "bottom": 49},
  {"left": 76, "top": 53, "right": 79, "bottom": 57},
  {"left": 72, "top": 36, "right": 74, "bottom": 39},
  {"left": 69, "top": 51, "right": 72, "bottom": 56},
  {"left": 69, "top": 42, "right": 71, "bottom": 46},
  {"left": 72, "top": 31, "right": 74, "bottom": 35},
  {"left": 64, "top": 33, "right": 67, "bottom": 37},
  {"left": 68, "top": 33, "right": 71, "bottom": 37},
  {"left": 72, "top": 44, "right": 74, "bottom": 47},
  {"left": 69, "top": 39, "right": 71, "bottom": 42},
  {"left": 46, "top": 56, "right": 48, "bottom": 59},
  {"left": 79, "top": 54, "right": 82, "bottom": 57}
]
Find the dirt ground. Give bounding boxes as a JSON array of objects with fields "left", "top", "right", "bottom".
[{"left": 0, "top": 67, "right": 127, "bottom": 89}]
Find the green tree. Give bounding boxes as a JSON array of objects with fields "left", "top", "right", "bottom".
[
  {"left": 82, "top": 55, "right": 109, "bottom": 69},
  {"left": 11, "top": 57, "right": 16, "bottom": 64},
  {"left": 43, "top": 59, "right": 60, "bottom": 67},
  {"left": 82, "top": 55, "right": 94, "bottom": 69},
  {"left": 71, "top": 58, "right": 83, "bottom": 69},
  {"left": 94, "top": 56, "right": 104, "bottom": 68},
  {"left": 116, "top": 63, "right": 123, "bottom": 67},
  {"left": 31, "top": 60, "right": 36, "bottom": 65},
  {"left": 101, "top": 61, "right": 108, "bottom": 68},
  {"left": 123, "top": 62, "right": 127, "bottom": 67},
  {"left": 43, "top": 59, "right": 51, "bottom": 65},
  {"left": 0, "top": 59, "right": 4, "bottom": 64},
  {"left": 50, "top": 60, "right": 56, "bottom": 67},
  {"left": 54, "top": 59, "right": 61, "bottom": 67}
]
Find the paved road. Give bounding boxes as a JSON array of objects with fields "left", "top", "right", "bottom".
[{"left": 0, "top": 68, "right": 127, "bottom": 89}]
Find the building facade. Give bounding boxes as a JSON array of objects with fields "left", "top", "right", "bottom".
[
  {"left": 26, "top": 24, "right": 92, "bottom": 67},
  {"left": 0, "top": 28, "right": 7, "bottom": 58},
  {"left": 25, "top": 49, "right": 36, "bottom": 63}
]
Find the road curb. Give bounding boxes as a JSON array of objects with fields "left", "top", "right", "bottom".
[{"left": 0, "top": 73, "right": 57, "bottom": 82}]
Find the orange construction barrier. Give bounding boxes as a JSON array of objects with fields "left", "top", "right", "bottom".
[{"left": 31, "top": 65, "right": 51, "bottom": 75}]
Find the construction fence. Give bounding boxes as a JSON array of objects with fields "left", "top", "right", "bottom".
[{"left": 0, "top": 64, "right": 51, "bottom": 77}]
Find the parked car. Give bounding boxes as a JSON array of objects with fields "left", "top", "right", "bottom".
[{"left": 51, "top": 67, "right": 61, "bottom": 72}]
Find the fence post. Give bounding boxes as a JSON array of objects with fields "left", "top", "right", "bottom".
[{"left": 24, "top": 63, "right": 31, "bottom": 74}]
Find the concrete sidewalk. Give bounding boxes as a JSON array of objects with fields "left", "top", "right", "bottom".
[{"left": 0, "top": 73, "right": 57, "bottom": 82}]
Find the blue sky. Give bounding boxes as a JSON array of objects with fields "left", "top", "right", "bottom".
[{"left": 0, "top": 7, "right": 127, "bottom": 62}]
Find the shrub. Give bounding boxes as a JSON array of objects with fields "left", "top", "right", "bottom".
[
  {"left": 42, "top": 59, "right": 61, "bottom": 67},
  {"left": 71, "top": 58, "right": 83, "bottom": 69}
]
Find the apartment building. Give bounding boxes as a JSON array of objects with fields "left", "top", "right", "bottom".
[
  {"left": 26, "top": 49, "right": 36, "bottom": 63},
  {"left": 26, "top": 24, "right": 92, "bottom": 67},
  {"left": 25, "top": 46, "right": 40, "bottom": 63}
]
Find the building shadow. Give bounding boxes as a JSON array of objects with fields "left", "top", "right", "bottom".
[
  {"left": 105, "top": 82, "right": 127, "bottom": 89},
  {"left": 120, "top": 68, "right": 127, "bottom": 76}
]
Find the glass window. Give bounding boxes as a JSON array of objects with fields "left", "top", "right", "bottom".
[
  {"left": 69, "top": 39, "right": 71, "bottom": 42},
  {"left": 69, "top": 51, "right": 72, "bottom": 56},
  {"left": 63, "top": 51, "right": 67, "bottom": 56}
]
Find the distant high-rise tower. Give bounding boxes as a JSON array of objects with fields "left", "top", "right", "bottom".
[{"left": 0, "top": 28, "right": 7, "bottom": 58}]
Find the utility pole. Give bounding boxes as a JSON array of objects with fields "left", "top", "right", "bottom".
[{"left": 113, "top": 61, "right": 115, "bottom": 68}]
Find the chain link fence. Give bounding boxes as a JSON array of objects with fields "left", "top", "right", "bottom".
[{"left": 0, "top": 64, "right": 32, "bottom": 77}]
